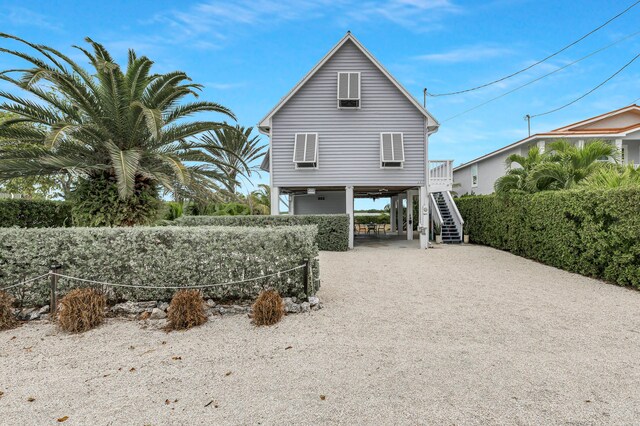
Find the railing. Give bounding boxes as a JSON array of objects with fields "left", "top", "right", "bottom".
[
  {"left": 428, "top": 160, "right": 453, "bottom": 191},
  {"left": 429, "top": 193, "right": 443, "bottom": 237}
]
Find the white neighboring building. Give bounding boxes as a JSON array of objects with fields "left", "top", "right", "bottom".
[{"left": 453, "top": 104, "right": 640, "bottom": 195}]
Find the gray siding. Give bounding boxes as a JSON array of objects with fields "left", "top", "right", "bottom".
[
  {"left": 293, "top": 191, "right": 346, "bottom": 214},
  {"left": 271, "top": 40, "right": 426, "bottom": 188},
  {"left": 453, "top": 145, "right": 522, "bottom": 195}
]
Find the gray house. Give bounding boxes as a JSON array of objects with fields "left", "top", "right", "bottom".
[
  {"left": 258, "top": 32, "right": 460, "bottom": 249},
  {"left": 454, "top": 104, "right": 640, "bottom": 195}
]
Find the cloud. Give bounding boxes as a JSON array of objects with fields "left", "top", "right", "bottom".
[
  {"left": 205, "top": 82, "right": 246, "bottom": 90},
  {"left": 3, "top": 6, "right": 62, "bottom": 31},
  {"left": 416, "top": 45, "right": 513, "bottom": 63}
]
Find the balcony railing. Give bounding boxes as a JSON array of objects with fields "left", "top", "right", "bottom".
[{"left": 428, "top": 160, "right": 453, "bottom": 191}]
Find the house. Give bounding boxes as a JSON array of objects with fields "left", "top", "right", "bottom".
[
  {"left": 258, "top": 32, "right": 461, "bottom": 249},
  {"left": 453, "top": 104, "right": 640, "bottom": 195}
]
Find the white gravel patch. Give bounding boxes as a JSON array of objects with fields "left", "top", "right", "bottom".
[{"left": 1, "top": 244, "right": 640, "bottom": 425}]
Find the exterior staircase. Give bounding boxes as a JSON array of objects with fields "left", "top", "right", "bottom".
[{"left": 433, "top": 192, "right": 461, "bottom": 244}]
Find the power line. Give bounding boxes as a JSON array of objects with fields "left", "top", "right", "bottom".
[
  {"left": 530, "top": 51, "right": 640, "bottom": 118},
  {"left": 427, "top": 0, "right": 640, "bottom": 97},
  {"left": 442, "top": 30, "right": 640, "bottom": 122}
]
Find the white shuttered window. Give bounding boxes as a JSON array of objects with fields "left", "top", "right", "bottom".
[
  {"left": 380, "top": 133, "right": 404, "bottom": 168},
  {"left": 337, "top": 72, "right": 360, "bottom": 108},
  {"left": 293, "top": 133, "right": 318, "bottom": 168}
]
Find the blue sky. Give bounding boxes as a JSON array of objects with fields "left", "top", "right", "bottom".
[{"left": 1, "top": 0, "right": 640, "bottom": 209}]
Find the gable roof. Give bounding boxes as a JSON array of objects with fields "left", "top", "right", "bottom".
[
  {"left": 258, "top": 32, "right": 439, "bottom": 133},
  {"left": 454, "top": 104, "right": 640, "bottom": 172}
]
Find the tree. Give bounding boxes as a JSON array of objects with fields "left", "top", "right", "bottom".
[
  {"left": 580, "top": 164, "right": 640, "bottom": 188},
  {"left": 529, "top": 140, "right": 616, "bottom": 190},
  {"left": 192, "top": 125, "right": 265, "bottom": 193},
  {"left": 494, "top": 146, "right": 544, "bottom": 194},
  {"left": 0, "top": 34, "right": 235, "bottom": 225}
]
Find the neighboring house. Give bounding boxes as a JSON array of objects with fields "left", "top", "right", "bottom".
[
  {"left": 453, "top": 104, "right": 640, "bottom": 195},
  {"left": 258, "top": 32, "right": 460, "bottom": 249}
]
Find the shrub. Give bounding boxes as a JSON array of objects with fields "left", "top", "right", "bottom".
[
  {"left": 0, "top": 291, "right": 17, "bottom": 330},
  {"left": 174, "top": 214, "right": 349, "bottom": 251},
  {"left": 354, "top": 214, "right": 389, "bottom": 225},
  {"left": 252, "top": 290, "right": 285, "bottom": 326},
  {"left": 167, "top": 290, "right": 207, "bottom": 330},
  {"left": 0, "top": 199, "right": 72, "bottom": 228},
  {"left": 455, "top": 187, "right": 640, "bottom": 288},
  {"left": 57, "top": 288, "right": 106, "bottom": 333},
  {"left": 0, "top": 226, "right": 319, "bottom": 305}
]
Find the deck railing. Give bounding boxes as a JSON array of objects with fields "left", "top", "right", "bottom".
[{"left": 428, "top": 160, "right": 454, "bottom": 191}]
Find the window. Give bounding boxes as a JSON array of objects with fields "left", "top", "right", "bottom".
[
  {"left": 337, "top": 72, "right": 360, "bottom": 108},
  {"left": 293, "top": 133, "right": 318, "bottom": 168},
  {"left": 471, "top": 164, "right": 478, "bottom": 187},
  {"left": 622, "top": 144, "right": 628, "bottom": 165},
  {"left": 380, "top": 133, "right": 404, "bottom": 168}
]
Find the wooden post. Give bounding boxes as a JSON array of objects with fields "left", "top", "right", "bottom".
[
  {"left": 302, "top": 258, "right": 310, "bottom": 300},
  {"left": 49, "top": 263, "right": 62, "bottom": 315}
]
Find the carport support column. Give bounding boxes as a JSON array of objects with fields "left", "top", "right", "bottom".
[
  {"left": 419, "top": 186, "right": 428, "bottom": 249},
  {"left": 288, "top": 194, "right": 295, "bottom": 215},
  {"left": 346, "top": 186, "right": 354, "bottom": 249},
  {"left": 390, "top": 196, "right": 397, "bottom": 232},
  {"left": 270, "top": 186, "right": 280, "bottom": 215},
  {"left": 406, "top": 190, "right": 414, "bottom": 241},
  {"left": 397, "top": 193, "right": 404, "bottom": 236}
]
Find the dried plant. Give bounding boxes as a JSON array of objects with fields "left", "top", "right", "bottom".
[
  {"left": 0, "top": 291, "right": 17, "bottom": 330},
  {"left": 167, "top": 290, "right": 207, "bottom": 331},
  {"left": 58, "top": 288, "right": 106, "bottom": 333},
  {"left": 252, "top": 290, "right": 285, "bottom": 326}
]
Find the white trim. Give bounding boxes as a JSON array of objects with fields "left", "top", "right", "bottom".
[{"left": 258, "top": 32, "right": 439, "bottom": 131}]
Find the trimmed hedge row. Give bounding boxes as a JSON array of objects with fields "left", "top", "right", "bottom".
[
  {"left": 0, "top": 226, "right": 319, "bottom": 305},
  {"left": 0, "top": 199, "right": 73, "bottom": 228},
  {"left": 455, "top": 188, "right": 640, "bottom": 288},
  {"left": 174, "top": 214, "right": 350, "bottom": 251}
]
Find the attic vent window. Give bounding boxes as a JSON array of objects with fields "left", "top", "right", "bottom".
[
  {"left": 293, "top": 133, "right": 318, "bottom": 168},
  {"left": 337, "top": 72, "right": 360, "bottom": 109},
  {"left": 380, "top": 133, "right": 404, "bottom": 168}
]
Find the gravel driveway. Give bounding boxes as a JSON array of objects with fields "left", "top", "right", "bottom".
[{"left": 1, "top": 244, "right": 640, "bottom": 425}]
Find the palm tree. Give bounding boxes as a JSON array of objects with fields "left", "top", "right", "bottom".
[
  {"left": 192, "top": 124, "right": 265, "bottom": 193},
  {"left": 580, "top": 164, "right": 640, "bottom": 188},
  {"left": 494, "top": 146, "right": 544, "bottom": 194},
  {"left": 0, "top": 34, "right": 235, "bottom": 225},
  {"left": 246, "top": 184, "right": 270, "bottom": 215},
  {"left": 529, "top": 140, "right": 616, "bottom": 190}
]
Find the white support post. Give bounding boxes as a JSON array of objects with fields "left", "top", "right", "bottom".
[
  {"left": 288, "top": 194, "right": 295, "bottom": 215},
  {"left": 406, "top": 190, "right": 414, "bottom": 241},
  {"left": 270, "top": 186, "right": 280, "bottom": 215},
  {"left": 614, "top": 139, "right": 623, "bottom": 163},
  {"left": 419, "top": 186, "right": 428, "bottom": 249},
  {"left": 537, "top": 140, "right": 546, "bottom": 154},
  {"left": 390, "top": 196, "right": 397, "bottom": 233},
  {"left": 397, "top": 194, "right": 404, "bottom": 236},
  {"left": 346, "top": 186, "right": 354, "bottom": 249},
  {"left": 577, "top": 139, "right": 585, "bottom": 149}
]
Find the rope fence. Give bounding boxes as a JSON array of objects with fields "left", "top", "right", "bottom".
[{"left": 1, "top": 259, "right": 314, "bottom": 313}]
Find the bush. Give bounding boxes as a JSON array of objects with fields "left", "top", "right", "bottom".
[
  {"left": 0, "top": 199, "right": 72, "bottom": 228},
  {"left": 252, "top": 290, "right": 285, "bottom": 326},
  {"left": 57, "top": 288, "right": 106, "bottom": 333},
  {"left": 174, "top": 214, "right": 349, "bottom": 251},
  {"left": 0, "top": 291, "right": 17, "bottom": 330},
  {"left": 166, "top": 290, "right": 207, "bottom": 330},
  {"left": 455, "top": 187, "right": 640, "bottom": 288},
  {"left": 0, "top": 226, "right": 319, "bottom": 305},
  {"left": 354, "top": 214, "right": 389, "bottom": 225}
]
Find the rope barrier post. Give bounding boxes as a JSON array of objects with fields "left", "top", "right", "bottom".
[
  {"left": 49, "top": 263, "right": 62, "bottom": 315},
  {"left": 303, "top": 258, "right": 310, "bottom": 301}
]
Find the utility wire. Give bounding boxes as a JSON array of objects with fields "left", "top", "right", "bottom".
[
  {"left": 427, "top": 0, "right": 640, "bottom": 97},
  {"left": 442, "top": 30, "right": 640, "bottom": 122},
  {"left": 530, "top": 52, "right": 640, "bottom": 118}
]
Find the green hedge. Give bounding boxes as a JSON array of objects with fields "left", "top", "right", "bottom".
[
  {"left": 174, "top": 214, "right": 350, "bottom": 251},
  {"left": 0, "top": 226, "right": 319, "bottom": 305},
  {"left": 0, "top": 199, "right": 73, "bottom": 228},
  {"left": 455, "top": 188, "right": 640, "bottom": 288}
]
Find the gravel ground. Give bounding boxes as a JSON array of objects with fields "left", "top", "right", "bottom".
[{"left": 1, "top": 244, "right": 640, "bottom": 425}]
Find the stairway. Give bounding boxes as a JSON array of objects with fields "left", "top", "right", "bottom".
[{"left": 433, "top": 192, "right": 461, "bottom": 244}]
